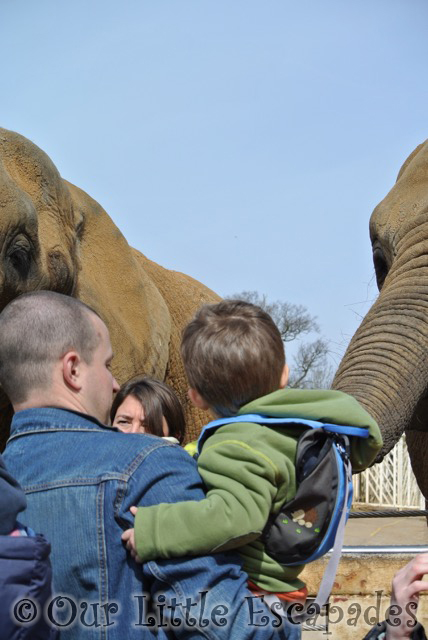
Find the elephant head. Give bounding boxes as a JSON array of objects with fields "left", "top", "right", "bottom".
[
  {"left": 333, "top": 140, "right": 428, "bottom": 497},
  {"left": 0, "top": 128, "right": 220, "bottom": 447},
  {"left": 0, "top": 130, "right": 79, "bottom": 302}
]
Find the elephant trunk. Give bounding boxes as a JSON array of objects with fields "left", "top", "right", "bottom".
[{"left": 333, "top": 269, "right": 428, "bottom": 458}]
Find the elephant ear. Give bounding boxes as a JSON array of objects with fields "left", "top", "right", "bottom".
[
  {"left": 396, "top": 140, "right": 428, "bottom": 182},
  {"left": 65, "top": 180, "right": 172, "bottom": 385}
]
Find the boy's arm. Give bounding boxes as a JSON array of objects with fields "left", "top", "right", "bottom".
[
  {"left": 123, "top": 443, "right": 290, "bottom": 640},
  {"left": 132, "top": 439, "right": 286, "bottom": 562}
]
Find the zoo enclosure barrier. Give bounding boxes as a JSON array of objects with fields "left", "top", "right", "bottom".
[{"left": 352, "top": 435, "right": 425, "bottom": 510}]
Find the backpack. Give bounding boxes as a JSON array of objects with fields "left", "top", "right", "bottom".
[{"left": 196, "top": 414, "right": 370, "bottom": 622}]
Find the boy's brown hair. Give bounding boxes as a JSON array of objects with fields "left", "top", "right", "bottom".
[{"left": 181, "top": 300, "right": 285, "bottom": 417}]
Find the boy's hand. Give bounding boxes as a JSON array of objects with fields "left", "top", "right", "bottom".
[{"left": 121, "top": 506, "right": 143, "bottom": 563}]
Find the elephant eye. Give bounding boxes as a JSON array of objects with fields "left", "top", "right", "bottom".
[
  {"left": 7, "top": 235, "right": 32, "bottom": 278},
  {"left": 372, "top": 243, "right": 389, "bottom": 290}
]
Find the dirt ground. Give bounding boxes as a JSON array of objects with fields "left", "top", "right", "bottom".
[{"left": 344, "top": 514, "right": 428, "bottom": 546}]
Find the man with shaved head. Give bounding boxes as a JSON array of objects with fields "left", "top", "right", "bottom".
[{"left": 1, "top": 291, "right": 293, "bottom": 639}]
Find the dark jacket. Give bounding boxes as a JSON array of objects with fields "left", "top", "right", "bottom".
[
  {"left": 0, "top": 453, "right": 57, "bottom": 640},
  {"left": 0, "top": 531, "right": 57, "bottom": 639},
  {"left": 0, "top": 455, "right": 26, "bottom": 535},
  {"left": 363, "top": 620, "right": 427, "bottom": 639}
]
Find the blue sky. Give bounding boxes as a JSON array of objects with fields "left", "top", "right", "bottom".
[{"left": 2, "top": 1, "right": 428, "bottom": 371}]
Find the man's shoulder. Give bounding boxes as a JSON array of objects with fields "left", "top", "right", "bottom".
[
  {"left": 8, "top": 407, "right": 192, "bottom": 479},
  {"left": 96, "top": 431, "right": 191, "bottom": 477},
  {"left": 108, "top": 431, "right": 187, "bottom": 458}
]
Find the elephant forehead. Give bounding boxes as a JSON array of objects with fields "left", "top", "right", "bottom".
[
  {"left": 0, "top": 135, "right": 76, "bottom": 261},
  {"left": 0, "top": 162, "right": 74, "bottom": 265},
  {"left": 370, "top": 140, "right": 428, "bottom": 246},
  {"left": 0, "top": 128, "right": 74, "bottom": 224},
  {"left": 0, "top": 165, "right": 39, "bottom": 235}
]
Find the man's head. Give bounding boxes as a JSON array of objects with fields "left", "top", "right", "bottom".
[
  {"left": 181, "top": 300, "right": 288, "bottom": 417},
  {"left": 0, "top": 291, "right": 119, "bottom": 422}
]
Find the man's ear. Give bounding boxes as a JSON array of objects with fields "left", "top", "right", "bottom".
[
  {"left": 279, "top": 364, "right": 289, "bottom": 389},
  {"left": 62, "top": 351, "right": 83, "bottom": 391},
  {"left": 188, "top": 388, "right": 210, "bottom": 411}
]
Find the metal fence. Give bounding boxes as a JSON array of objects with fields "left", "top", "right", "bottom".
[{"left": 352, "top": 436, "right": 425, "bottom": 509}]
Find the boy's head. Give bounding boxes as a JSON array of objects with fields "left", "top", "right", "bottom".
[{"left": 181, "top": 300, "right": 288, "bottom": 417}]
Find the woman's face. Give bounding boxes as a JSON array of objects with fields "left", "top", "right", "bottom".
[{"left": 113, "top": 394, "right": 169, "bottom": 436}]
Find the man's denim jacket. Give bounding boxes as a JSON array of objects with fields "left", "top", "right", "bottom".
[{"left": 4, "top": 408, "right": 293, "bottom": 639}]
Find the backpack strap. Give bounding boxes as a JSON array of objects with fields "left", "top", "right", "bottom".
[
  {"left": 197, "top": 413, "right": 369, "bottom": 455},
  {"left": 289, "top": 454, "right": 352, "bottom": 624}
]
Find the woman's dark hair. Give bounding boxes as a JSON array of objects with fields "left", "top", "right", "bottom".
[{"left": 110, "top": 376, "right": 186, "bottom": 443}]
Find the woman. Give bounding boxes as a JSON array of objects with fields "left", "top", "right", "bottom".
[{"left": 111, "top": 376, "right": 186, "bottom": 444}]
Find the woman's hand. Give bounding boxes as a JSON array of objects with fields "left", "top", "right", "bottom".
[{"left": 386, "top": 553, "right": 428, "bottom": 639}]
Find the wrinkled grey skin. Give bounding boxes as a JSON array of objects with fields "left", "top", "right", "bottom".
[{"left": 333, "top": 140, "right": 428, "bottom": 499}]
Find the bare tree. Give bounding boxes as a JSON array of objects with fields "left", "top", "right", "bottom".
[{"left": 226, "top": 291, "right": 333, "bottom": 389}]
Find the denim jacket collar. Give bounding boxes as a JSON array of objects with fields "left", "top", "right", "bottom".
[{"left": 9, "top": 407, "right": 116, "bottom": 440}]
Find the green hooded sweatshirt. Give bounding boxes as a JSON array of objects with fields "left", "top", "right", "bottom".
[{"left": 134, "top": 389, "right": 382, "bottom": 593}]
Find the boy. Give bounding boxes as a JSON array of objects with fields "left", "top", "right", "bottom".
[{"left": 122, "top": 300, "right": 382, "bottom": 604}]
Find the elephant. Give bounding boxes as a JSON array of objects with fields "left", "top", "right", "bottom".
[
  {"left": 333, "top": 139, "right": 428, "bottom": 499},
  {"left": 0, "top": 127, "right": 220, "bottom": 449}
]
